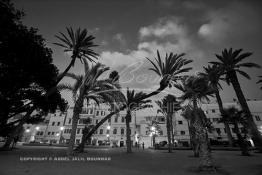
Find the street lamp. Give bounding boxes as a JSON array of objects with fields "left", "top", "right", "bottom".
[
  {"left": 107, "top": 125, "right": 111, "bottom": 130},
  {"left": 35, "top": 126, "right": 40, "bottom": 131},
  {"left": 59, "top": 126, "right": 65, "bottom": 144}
]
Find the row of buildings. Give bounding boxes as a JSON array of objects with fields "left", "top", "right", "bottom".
[{"left": 22, "top": 100, "right": 262, "bottom": 148}]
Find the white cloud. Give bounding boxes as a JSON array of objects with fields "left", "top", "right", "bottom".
[
  {"left": 198, "top": 1, "right": 262, "bottom": 43},
  {"left": 139, "top": 18, "right": 186, "bottom": 39}
]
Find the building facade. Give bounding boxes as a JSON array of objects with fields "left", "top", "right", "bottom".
[{"left": 22, "top": 100, "right": 262, "bottom": 148}]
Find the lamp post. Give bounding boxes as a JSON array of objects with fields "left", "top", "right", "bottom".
[{"left": 59, "top": 126, "right": 65, "bottom": 144}]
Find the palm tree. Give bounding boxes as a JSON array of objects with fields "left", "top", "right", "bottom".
[
  {"left": 58, "top": 62, "right": 121, "bottom": 155},
  {"left": 199, "top": 65, "right": 234, "bottom": 146},
  {"left": 257, "top": 76, "right": 262, "bottom": 90},
  {"left": 175, "top": 75, "right": 216, "bottom": 171},
  {"left": 222, "top": 107, "right": 250, "bottom": 156},
  {"left": 156, "top": 94, "right": 181, "bottom": 153},
  {"left": 81, "top": 50, "right": 193, "bottom": 142},
  {"left": 125, "top": 89, "right": 152, "bottom": 153},
  {"left": 210, "top": 48, "right": 262, "bottom": 150},
  {"left": 54, "top": 27, "right": 98, "bottom": 87}
]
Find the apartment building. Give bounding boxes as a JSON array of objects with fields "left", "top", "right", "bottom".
[{"left": 22, "top": 100, "right": 262, "bottom": 148}]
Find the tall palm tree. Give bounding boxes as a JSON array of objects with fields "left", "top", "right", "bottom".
[
  {"left": 81, "top": 50, "right": 193, "bottom": 142},
  {"left": 175, "top": 75, "right": 216, "bottom": 171},
  {"left": 58, "top": 62, "right": 121, "bottom": 155},
  {"left": 199, "top": 65, "right": 234, "bottom": 146},
  {"left": 156, "top": 94, "right": 181, "bottom": 153},
  {"left": 54, "top": 27, "right": 98, "bottom": 87},
  {"left": 210, "top": 48, "right": 262, "bottom": 150},
  {"left": 125, "top": 89, "right": 152, "bottom": 153},
  {"left": 257, "top": 76, "right": 262, "bottom": 90},
  {"left": 222, "top": 107, "right": 250, "bottom": 156}
]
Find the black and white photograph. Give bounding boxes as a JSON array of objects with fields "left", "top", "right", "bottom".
[{"left": 1, "top": 0, "right": 262, "bottom": 174}]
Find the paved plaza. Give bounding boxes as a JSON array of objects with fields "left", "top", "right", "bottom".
[{"left": 0, "top": 146, "right": 262, "bottom": 175}]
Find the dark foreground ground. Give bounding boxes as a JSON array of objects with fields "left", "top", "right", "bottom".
[{"left": 0, "top": 145, "right": 261, "bottom": 175}]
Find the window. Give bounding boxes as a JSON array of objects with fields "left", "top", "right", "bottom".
[
  {"left": 159, "top": 131, "right": 163, "bottom": 135},
  {"left": 121, "top": 117, "right": 125, "bottom": 123},
  {"left": 51, "top": 132, "right": 55, "bottom": 135},
  {"left": 90, "top": 109, "right": 93, "bottom": 114},
  {"left": 114, "top": 117, "right": 118, "bottom": 123},
  {"left": 76, "top": 139, "right": 80, "bottom": 144},
  {"left": 205, "top": 110, "right": 209, "bottom": 114},
  {"left": 96, "top": 119, "right": 98, "bottom": 124},
  {"left": 255, "top": 115, "right": 261, "bottom": 121},
  {"left": 224, "top": 128, "right": 227, "bottom": 133},
  {"left": 68, "top": 119, "right": 72, "bottom": 124},
  {"left": 180, "top": 131, "right": 185, "bottom": 135},
  {"left": 57, "top": 122, "right": 60, "bottom": 126},
  {"left": 77, "top": 128, "right": 80, "bottom": 134},
  {"left": 96, "top": 111, "right": 99, "bottom": 116},
  {"left": 121, "top": 128, "right": 124, "bottom": 135},
  {"left": 108, "top": 118, "right": 111, "bottom": 123},
  {"left": 48, "top": 132, "right": 51, "bottom": 135},
  {"left": 101, "top": 111, "right": 103, "bottom": 116},
  {"left": 178, "top": 121, "right": 183, "bottom": 125},
  {"left": 79, "top": 119, "right": 84, "bottom": 124},
  {"left": 216, "top": 128, "right": 221, "bottom": 135},
  {"left": 52, "top": 122, "right": 55, "bottom": 126},
  {"left": 99, "top": 129, "right": 103, "bottom": 135},
  {"left": 211, "top": 109, "right": 216, "bottom": 113},
  {"left": 159, "top": 117, "right": 165, "bottom": 122},
  {"left": 113, "top": 128, "right": 117, "bottom": 134}
]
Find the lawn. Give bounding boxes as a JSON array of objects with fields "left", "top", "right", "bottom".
[{"left": 0, "top": 145, "right": 262, "bottom": 175}]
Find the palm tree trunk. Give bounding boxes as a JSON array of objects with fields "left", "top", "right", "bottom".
[
  {"left": 195, "top": 108, "right": 215, "bottom": 171},
  {"left": 192, "top": 99, "right": 200, "bottom": 157},
  {"left": 215, "top": 91, "right": 234, "bottom": 146},
  {"left": 170, "top": 115, "right": 175, "bottom": 147},
  {"left": 233, "top": 122, "right": 250, "bottom": 156},
  {"left": 126, "top": 110, "right": 132, "bottom": 153},
  {"left": 198, "top": 129, "right": 215, "bottom": 171},
  {"left": 67, "top": 95, "right": 84, "bottom": 155},
  {"left": 75, "top": 126, "right": 88, "bottom": 153},
  {"left": 166, "top": 113, "right": 172, "bottom": 153},
  {"left": 229, "top": 72, "right": 262, "bottom": 151}
]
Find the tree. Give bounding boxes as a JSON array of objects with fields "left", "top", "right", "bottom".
[
  {"left": 0, "top": 0, "right": 67, "bottom": 149},
  {"left": 125, "top": 89, "right": 152, "bottom": 153},
  {"left": 175, "top": 75, "right": 216, "bottom": 171},
  {"left": 199, "top": 65, "right": 234, "bottom": 146},
  {"left": 210, "top": 48, "right": 262, "bottom": 151},
  {"left": 54, "top": 27, "right": 98, "bottom": 86},
  {"left": 58, "top": 61, "right": 122, "bottom": 155},
  {"left": 81, "top": 50, "right": 192, "bottom": 144},
  {"left": 156, "top": 94, "right": 181, "bottom": 153},
  {"left": 222, "top": 107, "right": 250, "bottom": 156},
  {"left": 257, "top": 76, "right": 262, "bottom": 90}
]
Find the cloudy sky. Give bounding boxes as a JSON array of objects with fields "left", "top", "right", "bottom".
[{"left": 16, "top": 0, "right": 262, "bottom": 106}]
